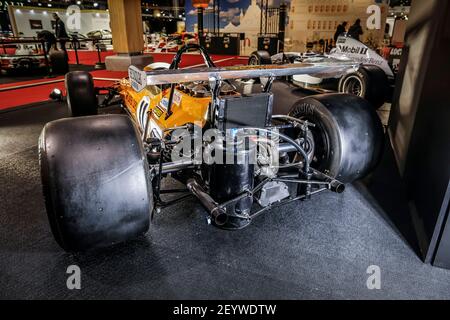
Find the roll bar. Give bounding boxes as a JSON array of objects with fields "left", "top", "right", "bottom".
[{"left": 169, "top": 44, "right": 216, "bottom": 70}]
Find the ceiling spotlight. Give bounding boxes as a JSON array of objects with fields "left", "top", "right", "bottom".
[
  {"left": 48, "top": 3, "right": 52, "bottom": 7},
  {"left": 38, "top": 3, "right": 42, "bottom": 6},
  {"left": 93, "top": 2, "right": 98, "bottom": 7},
  {"left": 77, "top": 1, "right": 81, "bottom": 4}
]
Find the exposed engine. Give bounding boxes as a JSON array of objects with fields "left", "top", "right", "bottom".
[
  {"left": 152, "top": 83, "right": 325, "bottom": 231},
  {"left": 176, "top": 81, "right": 239, "bottom": 97}
]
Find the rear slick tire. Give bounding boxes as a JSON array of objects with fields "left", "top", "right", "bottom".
[
  {"left": 39, "top": 114, "right": 153, "bottom": 252},
  {"left": 288, "top": 93, "right": 384, "bottom": 183}
]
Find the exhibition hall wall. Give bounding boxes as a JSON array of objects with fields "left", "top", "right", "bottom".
[
  {"left": 185, "top": 0, "right": 389, "bottom": 52},
  {"left": 287, "top": 0, "right": 389, "bottom": 51},
  {"left": 8, "top": 6, "right": 110, "bottom": 37}
]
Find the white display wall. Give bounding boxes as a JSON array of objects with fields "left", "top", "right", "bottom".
[
  {"left": 287, "top": 0, "right": 390, "bottom": 51},
  {"left": 8, "top": 5, "right": 110, "bottom": 37}
]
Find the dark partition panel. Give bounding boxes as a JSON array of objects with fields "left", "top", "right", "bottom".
[{"left": 388, "top": 0, "right": 450, "bottom": 268}]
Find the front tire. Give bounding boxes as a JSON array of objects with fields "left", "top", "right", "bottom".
[
  {"left": 65, "top": 71, "right": 97, "bottom": 117},
  {"left": 39, "top": 115, "right": 153, "bottom": 252},
  {"left": 288, "top": 93, "right": 384, "bottom": 183},
  {"left": 338, "top": 65, "right": 388, "bottom": 109},
  {"left": 248, "top": 50, "right": 272, "bottom": 65}
]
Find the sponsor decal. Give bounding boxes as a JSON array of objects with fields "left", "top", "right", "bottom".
[
  {"left": 338, "top": 45, "right": 369, "bottom": 55},
  {"left": 173, "top": 90, "right": 182, "bottom": 106},
  {"left": 158, "top": 97, "right": 169, "bottom": 112},
  {"left": 391, "top": 59, "right": 401, "bottom": 73},
  {"left": 388, "top": 48, "right": 403, "bottom": 73},
  {"left": 153, "top": 105, "right": 165, "bottom": 118},
  {"left": 136, "top": 96, "right": 150, "bottom": 128},
  {"left": 390, "top": 48, "right": 403, "bottom": 56},
  {"left": 149, "top": 118, "right": 163, "bottom": 138},
  {"left": 128, "top": 65, "right": 147, "bottom": 92},
  {"left": 349, "top": 56, "right": 384, "bottom": 66}
]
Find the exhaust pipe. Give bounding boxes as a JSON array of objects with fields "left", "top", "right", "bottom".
[
  {"left": 186, "top": 178, "right": 228, "bottom": 226},
  {"left": 329, "top": 180, "right": 345, "bottom": 193},
  {"left": 310, "top": 169, "right": 345, "bottom": 193}
]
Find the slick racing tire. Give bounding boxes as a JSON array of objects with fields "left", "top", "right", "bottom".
[
  {"left": 49, "top": 50, "right": 69, "bottom": 74},
  {"left": 338, "top": 65, "right": 389, "bottom": 109},
  {"left": 288, "top": 93, "right": 384, "bottom": 183},
  {"left": 248, "top": 50, "right": 272, "bottom": 65},
  {"left": 39, "top": 115, "right": 153, "bottom": 252},
  {"left": 65, "top": 71, "right": 97, "bottom": 117}
]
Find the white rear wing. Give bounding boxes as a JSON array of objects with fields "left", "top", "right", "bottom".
[{"left": 128, "top": 61, "right": 359, "bottom": 92}]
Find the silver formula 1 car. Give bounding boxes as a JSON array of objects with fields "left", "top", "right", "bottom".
[{"left": 249, "top": 35, "right": 396, "bottom": 109}]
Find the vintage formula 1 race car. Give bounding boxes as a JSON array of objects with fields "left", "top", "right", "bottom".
[
  {"left": 0, "top": 43, "right": 47, "bottom": 73},
  {"left": 249, "top": 35, "right": 396, "bottom": 109},
  {"left": 39, "top": 45, "right": 384, "bottom": 252}
]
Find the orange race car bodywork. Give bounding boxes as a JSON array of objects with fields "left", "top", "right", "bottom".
[{"left": 118, "top": 79, "right": 212, "bottom": 137}]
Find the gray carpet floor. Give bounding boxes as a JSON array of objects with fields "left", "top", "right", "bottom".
[{"left": 1, "top": 101, "right": 450, "bottom": 299}]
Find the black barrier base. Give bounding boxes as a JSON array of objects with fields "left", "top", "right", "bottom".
[
  {"left": 94, "top": 62, "right": 106, "bottom": 70},
  {"left": 258, "top": 36, "right": 279, "bottom": 56},
  {"left": 200, "top": 35, "right": 240, "bottom": 55}
]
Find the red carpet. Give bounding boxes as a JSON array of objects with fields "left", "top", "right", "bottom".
[
  {"left": 0, "top": 70, "right": 127, "bottom": 110},
  {"left": 0, "top": 52, "right": 248, "bottom": 111},
  {"left": 1, "top": 48, "right": 16, "bottom": 55},
  {"left": 0, "top": 76, "right": 123, "bottom": 111},
  {"left": 67, "top": 50, "right": 115, "bottom": 65},
  {"left": 66, "top": 50, "right": 247, "bottom": 68}
]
